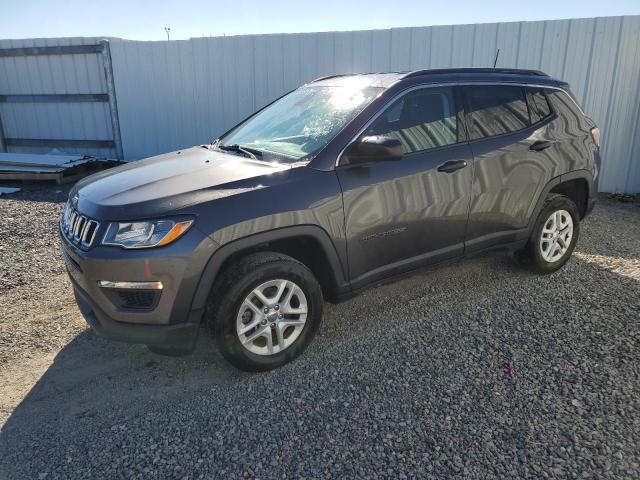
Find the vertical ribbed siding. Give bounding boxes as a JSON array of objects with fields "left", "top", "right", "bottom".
[
  {"left": 2, "top": 16, "right": 639, "bottom": 191},
  {"left": 0, "top": 36, "right": 116, "bottom": 158},
  {"left": 106, "top": 16, "right": 639, "bottom": 192}
]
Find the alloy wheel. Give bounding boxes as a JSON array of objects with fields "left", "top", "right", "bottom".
[
  {"left": 539, "top": 209, "right": 574, "bottom": 263},
  {"left": 236, "top": 279, "right": 308, "bottom": 356}
]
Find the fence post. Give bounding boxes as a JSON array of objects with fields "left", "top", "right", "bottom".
[
  {"left": 100, "top": 40, "right": 124, "bottom": 160},
  {"left": 0, "top": 108, "right": 6, "bottom": 152}
]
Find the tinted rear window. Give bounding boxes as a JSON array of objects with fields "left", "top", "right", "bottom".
[
  {"left": 466, "top": 85, "right": 530, "bottom": 139},
  {"left": 528, "top": 88, "right": 553, "bottom": 123}
]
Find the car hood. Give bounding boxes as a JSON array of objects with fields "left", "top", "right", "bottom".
[{"left": 74, "top": 146, "right": 292, "bottom": 220}]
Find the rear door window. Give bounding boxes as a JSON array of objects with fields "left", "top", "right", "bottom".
[
  {"left": 527, "top": 87, "right": 553, "bottom": 124},
  {"left": 365, "top": 87, "right": 458, "bottom": 154},
  {"left": 465, "top": 85, "right": 530, "bottom": 139}
]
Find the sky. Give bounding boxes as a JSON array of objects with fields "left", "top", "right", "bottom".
[{"left": 1, "top": 0, "right": 639, "bottom": 41}]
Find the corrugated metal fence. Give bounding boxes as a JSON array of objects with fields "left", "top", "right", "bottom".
[
  {"left": 0, "top": 37, "right": 122, "bottom": 159},
  {"left": 1, "top": 16, "right": 639, "bottom": 192}
]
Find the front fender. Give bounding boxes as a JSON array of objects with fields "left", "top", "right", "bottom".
[{"left": 190, "top": 225, "right": 350, "bottom": 311}]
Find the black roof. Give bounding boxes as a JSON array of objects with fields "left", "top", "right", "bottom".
[
  {"left": 404, "top": 67, "right": 548, "bottom": 77},
  {"left": 309, "top": 68, "right": 561, "bottom": 89}
]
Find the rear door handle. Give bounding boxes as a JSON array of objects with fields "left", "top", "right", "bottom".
[
  {"left": 530, "top": 140, "right": 553, "bottom": 152},
  {"left": 437, "top": 160, "right": 468, "bottom": 173}
]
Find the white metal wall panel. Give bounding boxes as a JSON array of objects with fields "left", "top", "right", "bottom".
[
  {"left": 108, "top": 16, "right": 639, "bottom": 191},
  {"left": 0, "top": 36, "right": 115, "bottom": 158},
  {"left": 471, "top": 24, "right": 497, "bottom": 68},
  {"left": 3, "top": 16, "right": 639, "bottom": 191},
  {"left": 597, "top": 16, "right": 640, "bottom": 193}
]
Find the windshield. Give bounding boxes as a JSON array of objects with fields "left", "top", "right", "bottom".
[{"left": 219, "top": 83, "right": 382, "bottom": 162}]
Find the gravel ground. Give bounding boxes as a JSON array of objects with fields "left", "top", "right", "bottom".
[
  {"left": 0, "top": 185, "right": 639, "bottom": 479},
  {"left": 0, "top": 184, "right": 83, "bottom": 368}
]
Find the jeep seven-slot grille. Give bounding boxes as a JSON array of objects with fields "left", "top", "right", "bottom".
[{"left": 61, "top": 201, "right": 100, "bottom": 249}]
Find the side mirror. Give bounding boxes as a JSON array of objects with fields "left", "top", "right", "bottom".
[{"left": 342, "top": 135, "right": 403, "bottom": 165}]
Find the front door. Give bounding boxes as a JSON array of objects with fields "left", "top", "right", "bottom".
[{"left": 337, "top": 86, "right": 474, "bottom": 289}]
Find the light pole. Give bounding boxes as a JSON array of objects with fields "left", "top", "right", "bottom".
[{"left": 164, "top": 27, "right": 171, "bottom": 41}]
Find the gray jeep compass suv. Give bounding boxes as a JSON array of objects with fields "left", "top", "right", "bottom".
[{"left": 60, "top": 68, "right": 600, "bottom": 371}]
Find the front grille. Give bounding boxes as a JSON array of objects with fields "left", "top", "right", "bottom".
[{"left": 60, "top": 200, "right": 100, "bottom": 249}]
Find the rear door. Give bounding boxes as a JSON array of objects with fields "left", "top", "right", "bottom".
[
  {"left": 337, "top": 86, "right": 474, "bottom": 289},
  {"left": 462, "top": 84, "right": 558, "bottom": 252}
]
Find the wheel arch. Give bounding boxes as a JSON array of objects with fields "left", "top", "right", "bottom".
[
  {"left": 551, "top": 171, "right": 594, "bottom": 219},
  {"left": 528, "top": 169, "right": 594, "bottom": 232},
  {"left": 191, "top": 225, "right": 350, "bottom": 310}
]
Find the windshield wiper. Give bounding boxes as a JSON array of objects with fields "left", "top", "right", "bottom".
[{"left": 217, "top": 143, "right": 263, "bottom": 160}]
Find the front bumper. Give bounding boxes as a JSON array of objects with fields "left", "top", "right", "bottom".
[
  {"left": 71, "top": 276, "right": 201, "bottom": 352},
  {"left": 60, "top": 223, "right": 218, "bottom": 352}
]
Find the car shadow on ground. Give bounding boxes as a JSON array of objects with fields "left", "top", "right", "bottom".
[
  {"left": 1, "top": 250, "right": 630, "bottom": 418},
  {"left": 1, "top": 252, "right": 521, "bottom": 430},
  {"left": 4, "top": 329, "right": 245, "bottom": 422}
]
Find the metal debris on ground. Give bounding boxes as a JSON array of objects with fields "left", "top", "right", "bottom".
[
  {"left": 0, "top": 186, "right": 21, "bottom": 195},
  {"left": 0, "top": 152, "right": 120, "bottom": 184}
]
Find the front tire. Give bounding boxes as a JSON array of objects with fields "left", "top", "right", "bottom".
[
  {"left": 515, "top": 193, "right": 580, "bottom": 273},
  {"left": 206, "top": 252, "right": 323, "bottom": 372}
]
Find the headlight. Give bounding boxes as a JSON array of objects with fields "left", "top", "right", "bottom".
[{"left": 102, "top": 218, "right": 194, "bottom": 249}]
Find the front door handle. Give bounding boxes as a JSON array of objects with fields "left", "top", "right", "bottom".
[
  {"left": 530, "top": 140, "right": 553, "bottom": 152},
  {"left": 437, "top": 160, "right": 468, "bottom": 173}
]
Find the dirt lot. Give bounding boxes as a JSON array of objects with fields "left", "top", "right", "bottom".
[{"left": 0, "top": 185, "right": 639, "bottom": 479}]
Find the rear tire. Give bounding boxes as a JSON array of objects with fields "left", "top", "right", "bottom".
[
  {"left": 206, "top": 252, "right": 323, "bottom": 372},
  {"left": 515, "top": 193, "right": 580, "bottom": 273}
]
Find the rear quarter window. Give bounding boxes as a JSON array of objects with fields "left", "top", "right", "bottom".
[
  {"left": 465, "top": 85, "right": 530, "bottom": 140},
  {"left": 527, "top": 88, "right": 553, "bottom": 124},
  {"left": 546, "top": 89, "right": 591, "bottom": 133}
]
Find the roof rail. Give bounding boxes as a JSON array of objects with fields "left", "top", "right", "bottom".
[{"left": 404, "top": 67, "right": 548, "bottom": 78}]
